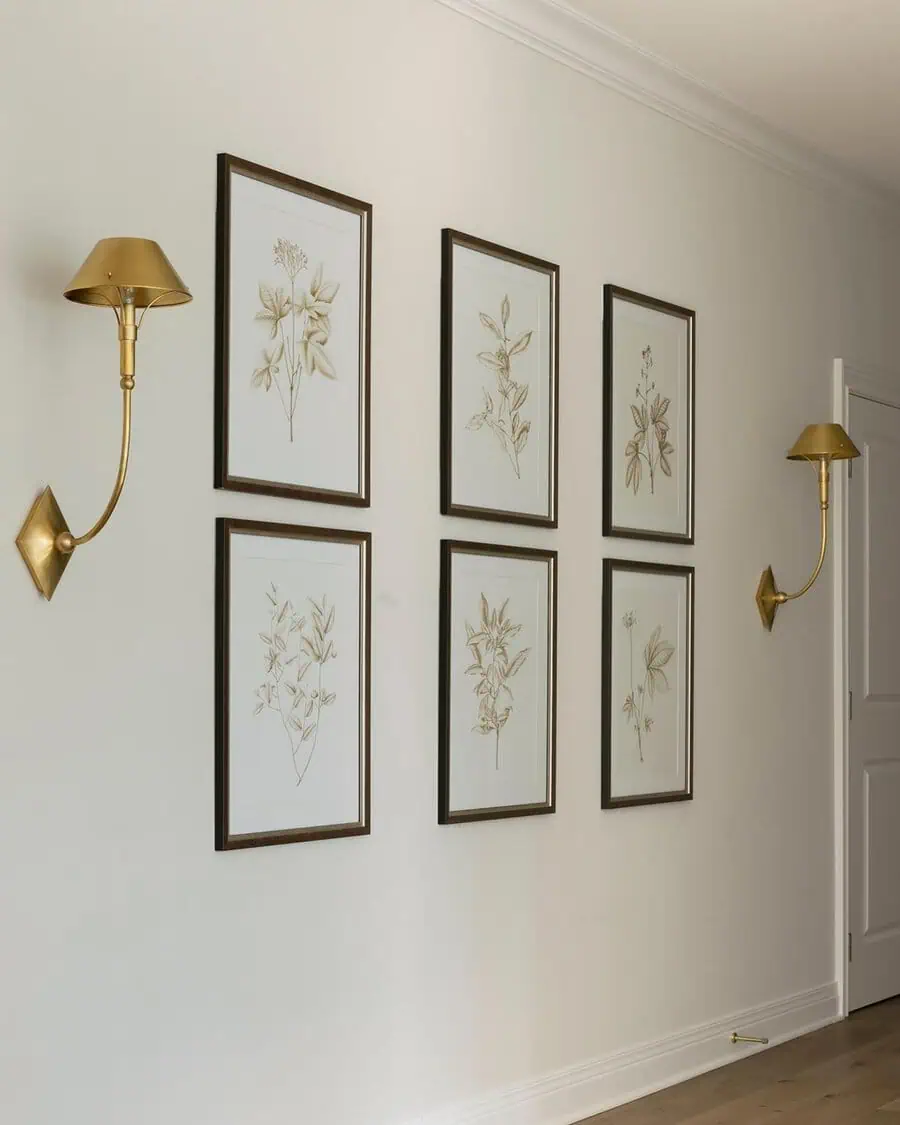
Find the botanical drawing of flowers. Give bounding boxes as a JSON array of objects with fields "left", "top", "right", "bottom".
[
  {"left": 467, "top": 295, "right": 533, "bottom": 478},
  {"left": 624, "top": 345, "right": 675, "bottom": 495},
  {"left": 464, "top": 594, "right": 531, "bottom": 769},
  {"left": 621, "top": 611, "right": 674, "bottom": 761},
  {"left": 251, "top": 238, "right": 340, "bottom": 443},
  {"left": 253, "top": 583, "right": 337, "bottom": 785}
]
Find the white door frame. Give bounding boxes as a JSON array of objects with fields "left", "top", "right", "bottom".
[{"left": 832, "top": 358, "right": 900, "bottom": 1016}]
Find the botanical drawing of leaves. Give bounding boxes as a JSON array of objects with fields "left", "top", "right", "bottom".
[
  {"left": 624, "top": 440, "right": 642, "bottom": 494},
  {"left": 309, "top": 341, "right": 337, "bottom": 379},
  {"left": 470, "top": 295, "right": 532, "bottom": 480},
  {"left": 316, "top": 280, "right": 340, "bottom": 303},
  {"left": 508, "top": 330, "right": 532, "bottom": 357},
  {"left": 505, "top": 648, "right": 531, "bottom": 679},
  {"left": 255, "top": 284, "right": 291, "bottom": 338},
  {"left": 644, "top": 625, "right": 675, "bottom": 698},
  {"left": 477, "top": 351, "right": 503, "bottom": 370}
]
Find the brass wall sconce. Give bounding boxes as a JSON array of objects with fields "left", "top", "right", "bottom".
[
  {"left": 756, "top": 423, "right": 859, "bottom": 630},
  {"left": 16, "top": 238, "right": 191, "bottom": 600}
]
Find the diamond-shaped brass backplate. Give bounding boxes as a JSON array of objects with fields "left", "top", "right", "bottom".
[
  {"left": 16, "top": 487, "right": 72, "bottom": 600},
  {"left": 755, "top": 565, "right": 778, "bottom": 632}
]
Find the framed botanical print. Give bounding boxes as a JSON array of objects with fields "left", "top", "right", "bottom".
[
  {"left": 215, "top": 518, "right": 371, "bottom": 849},
  {"left": 441, "top": 230, "right": 559, "bottom": 527},
  {"left": 215, "top": 153, "right": 372, "bottom": 505},
  {"left": 603, "top": 285, "right": 695, "bottom": 543},
  {"left": 601, "top": 559, "right": 694, "bottom": 809},
  {"left": 439, "top": 540, "right": 557, "bottom": 823}
]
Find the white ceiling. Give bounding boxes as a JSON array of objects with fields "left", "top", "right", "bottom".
[{"left": 563, "top": 0, "right": 900, "bottom": 192}]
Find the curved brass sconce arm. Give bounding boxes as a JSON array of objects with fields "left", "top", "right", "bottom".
[
  {"left": 57, "top": 376, "right": 133, "bottom": 554},
  {"left": 756, "top": 424, "right": 859, "bottom": 631},
  {"left": 773, "top": 504, "right": 828, "bottom": 606},
  {"left": 15, "top": 238, "right": 190, "bottom": 601}
]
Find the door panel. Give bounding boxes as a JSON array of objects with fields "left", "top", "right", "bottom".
[
  {"left": 864, "top": 433, "right": 900, "bottom": 699},
  {"left": 864, "top": 763, "right": 900, "bottom": 937},
  {"left": 849, "top": 393, "right": 900, "bottom": 1010}
]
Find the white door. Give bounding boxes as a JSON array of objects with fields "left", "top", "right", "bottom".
[{"left": 849, "top": 392, "right": 900, "bottom": 1010}]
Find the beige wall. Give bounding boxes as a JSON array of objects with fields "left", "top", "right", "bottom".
[{"left": 2, "top": 2, "right": 899, "bottom": 1123}]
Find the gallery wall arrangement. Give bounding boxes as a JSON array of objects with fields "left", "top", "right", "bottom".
[
  {"left": 441, "top": 229, "right": 560, "bottom": 528},
  {"left": 211, "top": 151, "right": 696, "bottom": 848},
  {"left": 215, "top": 153, "right": 372, "bottom": 506},
  {"left": 602, "top": 284, "right": 695, "bottom": 545},
  {"left": 215, "top": 517, "right": 371, "bottom": 850},
  {"left": 439, "top": 540, "right": 558, "bottom": 824},
  {"left": 601, "top": 558, "right": 694, "bottom": 809}
]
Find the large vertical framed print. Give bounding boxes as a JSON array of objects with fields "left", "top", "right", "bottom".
[
  {"left": 439, "top": 540, "right": 557, "bottom": 824},
  {"left": 215, "top": 154, "right": 372, "bottom": 505},
  {"left": 601, "top": 559, "right": 694, "bottom": 809},
  {"left": 216, "top": 518, "right": 371, "bottom": 849},
  {"left": 441, "top": 230, "right": 559, "bottom": 527},
  {"left": 603, "top": 285, "right": 695, "bottom": 543}
]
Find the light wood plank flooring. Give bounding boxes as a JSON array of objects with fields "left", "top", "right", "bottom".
[{"left": 582, "top": 997, "right": 900, "bottom": 1123}]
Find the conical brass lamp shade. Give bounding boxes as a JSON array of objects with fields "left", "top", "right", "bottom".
[
  {"left": 786, "top": 423, "right": 860, "bottom": 462},
  {"left": 64, "top": 238, "right": 191, "bottom": 308}
]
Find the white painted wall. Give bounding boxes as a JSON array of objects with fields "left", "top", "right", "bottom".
[{"left": 2, "top": 2, "right": 899, "bottom": 1124}]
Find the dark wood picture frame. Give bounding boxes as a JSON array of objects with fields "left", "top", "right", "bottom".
[
  {"left": 601, "top": 558, "right": 694, "bottom": 809},
  {"left": 215, "top": 153, "right": 372, "bottom": 506},
  {"left": 441, "top": 229, "right": 559, "bottom": 528},
  {"left": 602, "top": 284, "right": 695, "bottom": 544},
  {"left": 215, "top": 517, "right": 371, "bottom": 850},
  {"left": 439, "top": 539, "right": 557, "bottom": 824}
]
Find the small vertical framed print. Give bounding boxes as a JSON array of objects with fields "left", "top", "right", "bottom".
[
  {"left": 601, "top": 559, "right": 694, "bottom": 809},
  {"left": 215, "top": 154, "right": 372, "bottom": 505},
  {"left": 216, "top": 518, "right": 371, "bottom": 849},
  {"left": 441, "top": 230, "right": 559, "bottom": 527},
  {"left": 439, "top": 540, "right": 557, "bottom": 824},
  {"left": 603, "top": 285, "right": 695, "bottom": 543}
]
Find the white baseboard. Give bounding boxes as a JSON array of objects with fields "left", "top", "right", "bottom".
[{"left": 415, "top": 983, "right": 840, "bottom": 1125}]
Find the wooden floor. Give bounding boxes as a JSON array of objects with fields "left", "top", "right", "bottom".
[{"left": 583, "top": 998, "right": 900, "bottom": 1123}]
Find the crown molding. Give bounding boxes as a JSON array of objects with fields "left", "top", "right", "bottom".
[{"left": 434, "top": 0, "right": 900, "bottom": 214}]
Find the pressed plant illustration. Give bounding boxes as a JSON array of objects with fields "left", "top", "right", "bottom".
[
  {"left": 464, "top": 594, "right": 531, "bottom": 769},
  {"left": 251, "top": 238, "right": 340, "bottom": 443},
  {"left": 621, "top": 611, "right": 675, "bottom": 761},
  {"left": 253, "top": 583, "right": 337, "bottom": 785},
  {"left": 467, "top": 294, "right": 533, "bottom": 478},
  {"left": 624, "top": 345, "right": 675, "bottom": 495}
]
